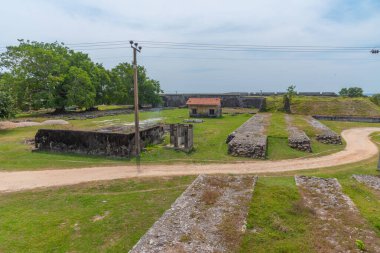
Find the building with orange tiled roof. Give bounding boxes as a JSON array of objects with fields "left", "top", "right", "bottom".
[{"left": 186, "top": 98, "right": 222, "bottom": 118}]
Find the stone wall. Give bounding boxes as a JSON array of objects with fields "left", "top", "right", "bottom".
[
  {"left": 285, "top": 115, "right": 312, "bottom": 152},
  {"left": 313, "top": 115, "right": 380, "bottom": 123},
  {"left": 227, "top": 114, "right": 270, "bottom": 159},
  {"left": 306, "top": 116, "right": 342, "bottom": 145},
  {"left": 161, "top": 94, "right": 266, "bottom": 111},
  {"left": 35, "top": 125, "right": 164, "bottom": 157},
  {"left": 169, "top": 124, "right": 193, "bottom": 152}
]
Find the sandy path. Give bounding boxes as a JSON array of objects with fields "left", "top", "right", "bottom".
[{"left": 0, "top": 127, "right": 379, "bottom": 193}]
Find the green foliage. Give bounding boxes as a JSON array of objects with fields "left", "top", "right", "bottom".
[
  {"left": 286, "top": 85, "right": 297, "bottom": 102},
  {"left": 66, "top": 67, "right": 96, "bottom": 109},
  {"left": 110, "top": 63, "right": 162, "bottom": 106},
  {"left": 355, "top": 239, "right": 366, "bottom": 251},
  {"left": 370, "top": 94, "right": 380, "bottom": 106},
  {"left": 0, "top": 40, "right": 162, "bottom": 112},
  {"left": 0, "top": 91, "right": 16, "bottom": 119},
  {"left": 339, "top": 87, "right": 364, "bottom": 97}
]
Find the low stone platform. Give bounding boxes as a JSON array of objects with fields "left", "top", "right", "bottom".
[
  {"left": 306, "top": 116, "right": 342, "bottom": 145},
  {"left": 353, "top": 174, "right": 380, "bottom": 191},
  {"left": 288, "top": 128, "right": 312, "bottom": 152},
  {"left": 285, "top": 115, "right": 312, "bottom": 152},
  {"left": 296, "top": 176, "right": 380, "bottom": 252},
  {"left": 227, "top": 114, "right": 270, "bottom": 159},
  {"left": 228, "top": 133, "right": 267, "bottom": 158},
  {"left": 129, "top": 175, "right": 257, "bottom": 253}
]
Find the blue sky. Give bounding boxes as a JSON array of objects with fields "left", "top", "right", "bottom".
[{"left": 0, "top": 0, "right": 379, "bottom": 93}]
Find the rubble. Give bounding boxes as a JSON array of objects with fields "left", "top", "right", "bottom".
[
  {"left": 130, "top": 175, "right": 257, "bottom": 253},
  {"left": 295, "top": 176, "right": 380, "bottom": 252}
]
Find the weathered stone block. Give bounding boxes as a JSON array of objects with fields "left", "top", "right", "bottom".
[{"left": 35, "top": 125, "right": 164, "bottom": 157}]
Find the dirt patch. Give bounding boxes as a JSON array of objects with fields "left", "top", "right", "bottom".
[
  {"left": 295, "top": 176, "right": 380, "bottom": 252},
  {"left": 0, "top": 120, "right": 69, "bottom": 130},
  {"left": 129, "top": 175, "right": 257, "bottom": 253}
]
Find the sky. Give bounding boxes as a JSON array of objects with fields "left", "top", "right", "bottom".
[{"left": 0, "top": 0, "right": 380, "bottom": 93}]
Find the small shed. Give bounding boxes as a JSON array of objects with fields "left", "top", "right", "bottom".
[{"left": 186, "top": 98, "right": 222, "bottom": 118}]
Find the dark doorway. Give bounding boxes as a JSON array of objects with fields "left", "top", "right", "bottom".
[
  {"left": 209, "top": 109, "right": 215, "bottom": 115},
  {"left": 192, "top": 108, "right": 197, "bottom": 115}
]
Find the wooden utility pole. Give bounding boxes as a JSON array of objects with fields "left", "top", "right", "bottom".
[{"left": 130, "top": 40, "right": 142, "bottom": 156}]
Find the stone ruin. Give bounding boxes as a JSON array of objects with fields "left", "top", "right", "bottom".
[
  {"left": 285, "top": 115, "right": 312, "bottom": 152},
  {"left": 306, "top": 116, "right": 342, "bottom": 145},
  {"left": 227, "top": 114, "right": 270, "bottom": 159},
  {"left": 35, "top": 125, "right": 164, "bottom": 157},
  {"left": 129, "top": 175, "right": 257, "bottom": 253},
  {"left": 168, "top": 124, "right": 194, "bottom": 152},
  {"left": 288, "top": 128, "right": 312, "bottom": 152}
]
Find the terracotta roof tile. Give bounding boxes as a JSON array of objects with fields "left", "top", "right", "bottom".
[{"left": 186, "top": 98, "right": 221, "bottom": 106}]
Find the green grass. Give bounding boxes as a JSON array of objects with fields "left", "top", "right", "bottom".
[
  {"left": 266, "top": 113, "right": 345, "bottom": 160},
  {"left": 0, "top": 109, "right": 255, "bottom": 171},
  {"left": 1, "top": 108, "right": 379, "bottom": 171},
  {"left": 239, "top": 177, "right": 314, "bottom": 253},
  {"left": 0, "top": 176, "right": 195, "bottom": 253},
  {"left": 266, "top": 96, "right": 380, "bottom": 117}
]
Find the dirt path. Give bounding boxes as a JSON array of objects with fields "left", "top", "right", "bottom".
[{"left": 0, "top": 127, "right": 379, "bottom": 193}]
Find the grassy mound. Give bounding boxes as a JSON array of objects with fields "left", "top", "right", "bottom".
[{"left": 267, "top": 96, "right": 380, "bottom": 116}]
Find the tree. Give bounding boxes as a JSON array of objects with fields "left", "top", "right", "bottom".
[
  {"left": 370, "top": 94, "right": 380, "bottom": 106},
  {"left": 109, "top": 63, "right": 162, "bottom": 106},
  {"left": 339, "top": 88, "right": 349, "bottom": 97},
  {"left": 286, "top": 85, "right": 297, "bottom": 103},
  {"left": 283, "top": 85, "right": 296, "bottom": 113},
  {"left": 0, "top": 40, "right": 69, "bottom": 110},
  {"left": 339, "top": 87, "right": 363, "bottom": 97},
  {"left": 0, "top": 91, "right": 16, "bottom": 119},
  {"left": 65, "top": 67, "right": 96, "bottom": 110}
]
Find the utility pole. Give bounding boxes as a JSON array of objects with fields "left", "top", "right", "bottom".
[{"left": 130, "top": 40, "right": 142, "bottom": 156}]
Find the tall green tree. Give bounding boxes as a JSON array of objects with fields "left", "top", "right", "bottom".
[
  {"left": 339, "top": 87, "right": 364, "bottom": 97},
  {"left": 0, "top": 40, "right": 69, "bottom": 110},
  {"left": 65, "top": 67, "right": 96, "bottom": 110},
  {"left": 110, "top": 63, "right": 162, "bottom": 106}
]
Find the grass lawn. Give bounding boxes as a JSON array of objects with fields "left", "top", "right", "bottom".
[
  {"left": 239, "top": 177, "right": 314, "bottom": 253},
  {"left": 1, "top": 108, "right": 380, "bottom": 171},
  {"left": 0, "top": 176, "right": 195, "bottom": 253},
  {"left": 266, "top": 96, "right": 380, "bottom": 116},
  {"left": 0, "top": 109, "right": 254, "bottom": 171},
  {"left": 266, "top": 113, "right": 345, "bottom": 160}
]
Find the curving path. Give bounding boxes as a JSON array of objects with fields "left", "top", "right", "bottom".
[{"left": 1, "top": 127, "right": 379, "bottom": 193}]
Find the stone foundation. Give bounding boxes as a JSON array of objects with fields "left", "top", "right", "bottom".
[
  {"left": 316, "top": 130, "right": 342, "bottom": 144},
  {"left": 306, "top": 116, "right": 342, "bottom": 145},
  {"left": 130, "top": 175, "right": 257, "bottom": 253},
  {"left": 285, "top": 115, "right": 312, "bottom": 152},
  {"left": 288, "top": 128, "right": 312, "bottom": 152},
  {"left": 35, "top": 125, "right": 164, "bottom": 157},
  {"left": 227, "top": 114, "right": 270, "bottom": 159}
]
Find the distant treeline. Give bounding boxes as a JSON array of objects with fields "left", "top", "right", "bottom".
[{"left": 0, "top": 40, "right": 162, "bottom": 118}]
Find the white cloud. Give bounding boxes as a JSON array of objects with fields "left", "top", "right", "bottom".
[{"left": 1, "top": 0, "right": 380, "bottom": 92}]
